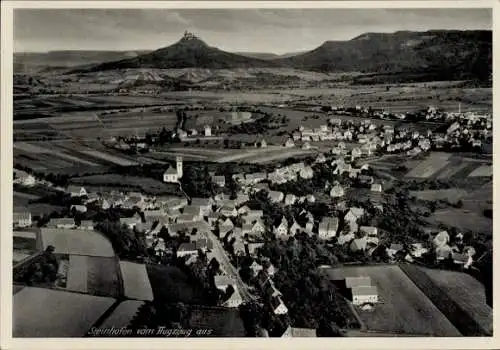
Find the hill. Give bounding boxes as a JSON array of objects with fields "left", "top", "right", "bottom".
[
  {"left": 277, "top": 30, "right": 492, "bottom": 81},
  {"left": 13, "top": 50, "right": 151, "bottom": 73},
  {"left": 84, "top": 32, "right": 279, "bottom": 71},
  {"left": 236, "top": 51, "right": 307, "bottom": 60}
]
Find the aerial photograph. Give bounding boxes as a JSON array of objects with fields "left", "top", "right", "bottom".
[{"left": 11, "top": 7, "right": 492, "bottom": 338}]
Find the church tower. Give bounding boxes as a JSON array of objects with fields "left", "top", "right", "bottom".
[{"left": 176, "top": 156, "right": 183, "bottom": 179}]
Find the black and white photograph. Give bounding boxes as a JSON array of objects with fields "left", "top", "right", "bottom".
[{"left": 3, "top": 1, "right": 495, "bottom": 346}]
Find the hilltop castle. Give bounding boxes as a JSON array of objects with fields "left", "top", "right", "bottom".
[{"left": 182, "top": 31, "right": 198, "bottom": 41}]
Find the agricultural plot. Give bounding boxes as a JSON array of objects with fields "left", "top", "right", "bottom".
[
  {"left": 409, "top": 189, "right": 470, "bottom": 203},
  {"left": 80, "top": 149, "right": 138, "bottom": 166},
  {"left": 427, "top": 209, "right": 492, "bottom": 234},
  {"left": 188, "top": 306, "right": 246, "bottom": 337},
  {"left": 468, "top": 165, "right": 493, "bottom": 178},
  {"left": 435, "top": 162, "right": 471, "bottom": 179},
  {"left": 119, "top": 261, "right": 154, "bottom": 301},
  {"left": 70, "top": 174, "right": 183, "bottom": 196},
  {"left": 40, "top": 228, "right": 115, "bottom": 258},
  {"left": 322, "top": 265, "right": 461, "bottom": 336},
  {"left": 401, "top": 265, "right": 492, "bottom": 336},
  {"left": 405, "top": 153, "right": 451, "bottom": 178}
]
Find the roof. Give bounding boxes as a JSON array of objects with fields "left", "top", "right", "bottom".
[
  {"left": 13, "top": 212, "right": 31, "bottom": 221},
  {"left": 99, "top": 300, "right": 145, "bottom": 329},
  {"left": 214, "top": 275, "right": 235, "bottom": 287},
  {"left": 359, "top": 226, "right": 378, "bottom": 236},
  {"left": 319, "top": 217, "right": 339, "bottom": 231},
  {"left": 270, "top": 295, "right": 286, "bottom": 310},
  {"left": 48, "top": 218, "right": 75, "bottom": 226},
  {"left": 178, "top": 242, "right": 197, "bottom": 252},
  {"left": 79, "top": 220, "right": 94, "bottom": 227},
  {"left": 40, "top": 228, "right": 114, "bottom": 257},
  {"left": 191, "top": 197, "right": 212, "bottom": 206},
  {"left": 221, "top": 218, "right": 234, "bottom": 227},
  {"left": 164, "top": 166, "right": 178, "bottom": 175},
  {"left": 346, "top": 207, "right": 365, "bottom": 219},
  {"left": 177, "top": 213, "right": 200, "bottom": 222},
  {"left": 119, "top": 261, "right": 154, "bottom": 301},
  {"left": 212, "top": 175, "right": 226, "bottom": 183},
  {"left": 246, "top": 210, "right": 263, "bottom": 217},
  {"left": 345, "top": 276, "right": 372, "bottom": 288},
  {"left": 291, "top": 327, "right": 317, "bottom": 337},
  {"left": 351, "top": 285, "right": 378, "bottom": 297},
  {"left": 389, "top": 243, "right": 404, "bottom": 251},
  {"left": 350, "top": 237, "right": 368, "bottom": 251},
  {"left": 13, "top": 287, "right": 115, "bottom": 337},
  {"left": 183, "top": 205, "right": 203, "bottom": 215}
]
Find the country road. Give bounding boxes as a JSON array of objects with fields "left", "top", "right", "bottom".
[{"left": 207, "top": 231, "right": 255, "bottom": 302}]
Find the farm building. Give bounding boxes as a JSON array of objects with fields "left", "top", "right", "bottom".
[
  {"left": 120, "top": 215, "right": 143, "bottom": 229},
  {"left": 249, "top": 260, "right": 263, "bottom": 275},
  {"left": 268, "top": 191, "right": 285, "bottom": 203},
  {"left": 350, "top": 237, "right": 368, "bottom": 252},
  {"left": 176, "top": 242, "right": 198, "bottom": 257},
  {"left": 281, "top": 326, "right": 317, "bottom": 337},
  {"left": 163, "top": 167, "right": 179, "bottom": 183},
  {"left": 119, "top": 261, "right": 154, "bottom": 301},
  {"left": 13, "top": 211, "right": 32, "bottom": 228},
  {"left": 386, "top": 244, "right": 404, "bottom": 258},
  {"left": 273, "top": 217, "right": 288, "bottom": 237},
  {"left": 77, "top": 220, "right": 94, "bottom": 231},
  {"left": 220, "top": 205, "right": 237, "bottom": 217},
  {"left": 433, "top": 231, "right": 450, "bottom": 247},
  {"left": 67, "top": 185, "right": 87, "bottom": 197},
  {"left": 370, "top": 183, "right": 382, "bottom": 192},
  {"left": 284, "top": 139, "right": 295, "bottom": 148},
  {"left": 351, "top": 286, "right": 379, "bottom": 305},
  {"left": 318, "top": 217, "right": 339, "bottom": 240},
  {"left": 47, "top": 218, "right": 76, "bottom": 229},
  {"left": 212, "top": 175, "right": 226, "bottom": 187},
  {"left": 330, "top": 183, "right": 344, "bottom": 198},
  {"left": 436, "top": 245, "right": 453, "bottom": 261},
  {"left": 289, "top": 221, "right": 302, "bottom": 236},
  {"left": 299, "top": 166, "right": 314, "bottom": 179},
  {"left": 270, "top": 295, "right": 288, "bottom": 315},
  {"left": 247, "top": 242, "right": 265, "bottom": 257},
  {"left": 359, "top": 226, "right": 378, "bottom": 237}
]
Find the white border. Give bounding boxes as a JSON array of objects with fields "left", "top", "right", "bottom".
[{"left": 1, "top": 1, "right": 498, "bottom": 350}]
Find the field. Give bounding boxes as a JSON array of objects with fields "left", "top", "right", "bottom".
[
  {"left": 40, "top": 228, "right": 115, "bottom": 258},
  {"left": 69, "top": 174, "right": 183, "bottom": 196},
  {"left": 119, "top": 261, "right": 154, "bottom": 301},
  {"left": 13, "top": 231, "right": 39, "bottom": 263},
  {"left": 405, "top": 153, "right": 452, "bottom": 178},
  {"left": 99, "top": 300, "right": 145, "bottom": 329},
  {"left": 427, "top": 208, "right": 492, "bottom": 234},
  {"left": 404, "top": 153, "right": 492, "bottom": 181},
  {"left": 409, "top": 189, "right": 470, "bottom": 203},
  {"left": 322, "top": 265, "right": 461, "bottom": 336},
  {"left": 400, "top": 264, "right": 492, "bottom": 336},
  {"left": 146, "top": 264, "right": 206, "bottom": 304},
  {"left": 13, "top": 286, "right": 116, "bottom": 337}
]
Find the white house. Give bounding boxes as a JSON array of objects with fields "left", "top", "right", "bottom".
[
  {"left": 318, "top": 217, "right": 338, "bottom": 239},
  {"left": 13, "top": 170, "right": 36, "bottom": 187},
  {"left": 370, "top": 183, "right": 382, "bottom": 192},
  {"left": 48, "top": 218, "right": 76, "bottom": 229},
  {"left": 223, "top": 288, "right": 243, "bottom": 308},
  {"left": 163, "top": 167, "right": 179, "bottom": 183},
  {"left": 204, "top": 125, "right": 212, "bottom": 137},
  {"left": 67, "top": 185, "right": 87, "bottom": 197},
  {"left": 433, "top": 231, "right": 450, "bottom": 247},
  {"left": 359, "top": 226, "right": 378, "bottom": 237},
  {"left": 274, "top": 217, "right": 288, "bottom": 237},
  {"left": 77, "top": 220, "right": 94, "bottom": 231},
  {"left": 284, "top": 194, "right": 297, "bottom": 206},
  {"left": 220, "top": 205, "right": 237, "bottom": 217},
  {"left": 13, "top": 211, "right": 32, "bottom": 228},
  {"left": 344, "top": 207, "right": 365, "bottom": 231},
  {"left": 299, "top": 166, "right": 314, "bottom": 179},
  {"left": 284, "top": 139, "right": 295, "bottom": 148},
  {"left": 289, "top": 221, "right": 302, "bottom": 236},
  {"left": 351, "top": 286, "right": 378, "bottom": 305},
  {"left": 315, "top": 153, "right": 327, "bottom": 163},
  {"left": 268, "top": 191, "right": 285, "bottom": 203},
  {"left": 270, "top": 296, "right": 288, "bottom": 315},
  {"left": 330, "top": 184, "right": 344, "bottom": 198}
]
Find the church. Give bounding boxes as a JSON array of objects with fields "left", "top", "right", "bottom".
[{"left": 163, "top": 156, "right": 183, "bottom": 183}]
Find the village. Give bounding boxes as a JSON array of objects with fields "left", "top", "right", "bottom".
[{"left": 12, "top": 103, "right": 493, "bottom": 337}]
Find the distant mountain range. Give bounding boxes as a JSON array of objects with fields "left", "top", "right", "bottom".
[{"left": 15, "top": 30, "right": 492, "bottom": 82}]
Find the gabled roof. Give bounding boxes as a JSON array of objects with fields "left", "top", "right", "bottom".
[
  {"left": 345, "top": 276, "right": 371, "bottom": 288},
  {"left": 178, "top": 242, "right": 197, "bottom": 252},
  {"left": 346, "top": 207, "right": 365, "bottom": 219},
  {"left": 351, "top": 285, "right": 378, "bottom": 297},
  {"left": 191, "top": 197, "right": 212, "bottom": 206}
]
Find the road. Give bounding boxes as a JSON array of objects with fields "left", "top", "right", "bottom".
[{"left": 207, "top": 231, "right": 255, "bottom": 302}]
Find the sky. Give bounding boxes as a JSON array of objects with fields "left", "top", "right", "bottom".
[{"left": 14, "top": 8, "right": 492, "bottom": 54}]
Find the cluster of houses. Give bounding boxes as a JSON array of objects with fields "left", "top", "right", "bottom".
[{"left": 432, "top": 230, "right": 476, "bottom": 268}]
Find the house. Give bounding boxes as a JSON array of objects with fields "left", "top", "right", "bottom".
[
  {"left": 48, "top": 218, "right": 76, "bottom": 229},
  {"left": 204, "top": 125, "right": 212, "bottom": 137},
  {"left": 351, "top": 286, "right": 378, "bottom": 305},
  {"left": 176, "top": 213, "right": 201, "bottom": 223},
  {"left": 67, "top": 185, "right": 87, "bottom": 197},
  {"left": 163, "top": 166, "right": 179, "bottom": 183},
  {"left": 299, "top": 166, "right": 314, "bottom": 179},
  {"left": 268, "top": 191, "right": 284, "bottom": 203},
  {"left": 370, "top": 183, "right": 382, "bottom": 192},
  {"left": 264, "top": 261, "right": 276, "bottom": 276},
  {"left": 13, "top": 211, "right": 32, "bottom": 228},
  {"left": 220, "top": 218, "right": 235, "bottom": 236},
  {"left": 329, "top": 183, "right": 344, "bottom": 198},
  {"left": 306, "top": 194, "right": 316, "bottom": 203},
  {"left": 359, "top": 226, "right": 378, "bottom": 237},
  {"left": 284, "top": 194, "right": 297, "bottom": 206},
  {"left": 273, "top": 217, "right": 288, "bottom": 237},
  {"left": 318, "top": 217, "right": 338, "bottom": 240},
  {"left": 433, "top": 231, "right": 450, "bottom": 247},
  {"left": 212, "top": 175, "right": 226, "bottom": 187},
  {"left": 13, "top": 169, "right": 36, "bottom": 186},
  {"left": 281, "top": 326, "right": 317, "bottom": 338},
  {"left": 223, "top": 288, "right": 243, "bottom": 308},
  {"left": 452, "top": 252, "right": 473, "bottom": 268},
  {"left": 302, "top": 142, "right": 311, "bottom": 150},
  {"left": 233, "top": 239, "right": 246, "bottom": 256},
  {"left": 177, "top": 242, "right": 198, "bottom": 257},
  {"left": 220, "top": 205, "right": 237, "bottom": 217},
  {"left": 270, "top": 296, "right": 288, "bottom": 315},
  {"left": 436, "top": 244, "right": 453, "bottom": 261},
  {"left": 284, "top": 139, "right": 295, "bottom": 148},
  {"left": 190, "top": 197, "right": 213, "bottom": 216},
  {"left": 350, "top": 237, "right": 368, "bottom": 252},
  {"left": 206, "top": 212, "right": 219, "bottom": 226},
  {"left": 249, "top": 261, "right": 263, "bottom": 276},
  {"left": 245, "top": 172, "right": 267, "bottom": 184},
  {"left": 351, "top": 148, "right": 362, "bottom": 159},
  {"left": 359, "top": 175, "right": 374, "bottom": 185},
  {"left": 288, "top": 221, "right": 302, "bottom": 236},
  {"left": 235, "top": 194, "right": 249, "bottom": 206},
  {"left": 244, "top": 210, "right": 264, "bottom": 224},
  {"left": 344, "top": 207, "right": 365, "bottom": 231},
  {"left": 344, "top": 276, "right": 372, "bottom": 288},
  {"left": 214, "top": 275, "right": 235, "bottom": 292},
  {"left": 315, "top": 153, "right": 327, "bottom": 163},
  {"left": 247, "top": 242, "right": 265, "bottom": 257},
  {"left": 410, "top": 243, "right": 429, "bottom": 258},
  {"left": 120, "top": 215, "right": 143, "bottom": 229},
  {"left": 77, "top": 220, "right": 94, "bottom": 231},
  {"left": 386, "top": 243, "right": 404, "bottom": 258},
  {"left": 237, "top": 205, "right": 250, "bottom": 215},
  {"left": 70, "top": 205, "right": 87, "bottom": 213}
]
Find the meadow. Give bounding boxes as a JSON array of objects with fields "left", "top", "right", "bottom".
[{"left": 323, "top": 265, "right": 461, "bottom": 336}]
